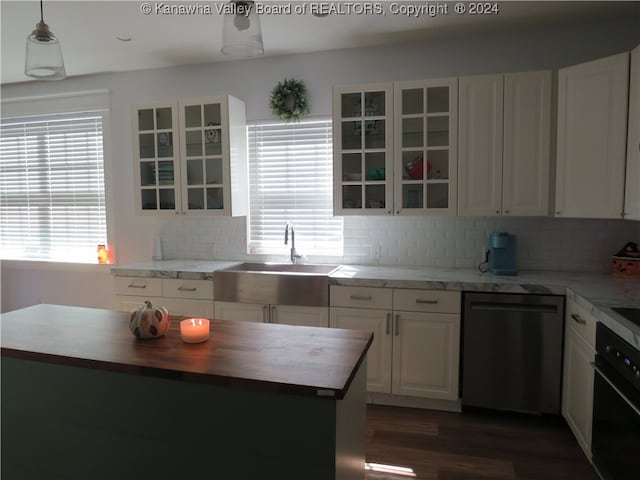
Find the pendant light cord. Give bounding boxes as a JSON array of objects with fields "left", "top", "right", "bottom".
[{"left": 40, "top": 0, "right": 44, "bottom": 23}]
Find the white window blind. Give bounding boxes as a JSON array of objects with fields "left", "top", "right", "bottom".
[
  {"left": 0, "top": 112, "right": 107, "bottom": 262},
  {"left": 248, "top": 119, "right": 343, "bottom": 256}
]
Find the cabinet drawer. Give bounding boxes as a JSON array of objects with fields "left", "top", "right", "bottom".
[
  {"left": 162, "top": 279, "right": 214, "bottom": 300},
  {"left": 393, "top": 289, "right": 461, "bottom": 314},
  {"left": 114, "top": 277, "right": 162, "bottom": 297},
  {"left": 330, "top": 286, "right": 392, "bottom": 310},
  {"left": 566, "top": 299, "right": 597, "bottom": 348}
]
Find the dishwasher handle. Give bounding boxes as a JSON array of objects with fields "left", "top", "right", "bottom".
[{"left": 469, "top": 302, "right": 559, "bottom": 314}]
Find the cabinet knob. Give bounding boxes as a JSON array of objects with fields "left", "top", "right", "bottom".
[
  {"left": 496, "top": 210, "right": 500, "bottom": 214},
  {"left": 505, "top": 210, "right": 510, "bottom": 215}
]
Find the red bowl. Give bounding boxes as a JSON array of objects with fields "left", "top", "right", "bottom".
[{"left": 408, "top": 159, "right": 423, "bottom": 180}]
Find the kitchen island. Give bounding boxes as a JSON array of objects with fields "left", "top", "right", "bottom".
[{"left": 1, "top": 304, "right": 372, "bottom": 480}]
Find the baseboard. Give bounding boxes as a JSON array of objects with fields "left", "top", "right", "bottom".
[{"left": 366, "top": 392, "right": 462, "bottom": 412}]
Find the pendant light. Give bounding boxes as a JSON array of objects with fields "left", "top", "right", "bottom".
[
  {"left": 25, "top": 0, "right": 66, "bottom": 80},
  {"left": 221, "top": 1, "right": 264, "bottom": 58}
]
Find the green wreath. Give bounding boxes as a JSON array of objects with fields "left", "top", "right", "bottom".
[{"left": 269, "top": 78, "right": 309, "bottom": 122}]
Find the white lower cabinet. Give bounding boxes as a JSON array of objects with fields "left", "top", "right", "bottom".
[
  {"left": 562, "top": 298, "right": 597, "bottom": 461},
  {"left": 214, "top": 301, "right": 265, "bottom": 323},
  {"left": 330, "top": 286, "right": 461, "bottom": 401},
  {"left": 215, "top": 301, "right": 329, "bottom": 327},
  {"left": 114, "top": 277, "right": 214, "bottom": 318},
  {"left": 271, "top": 305, "right": 329, "bottom": 327},
  {"left": 392, "top": 311, "right": 460, "bottom": 400},
  {"left": 330, "top": 307, "right": 392, "bottom": 393}
]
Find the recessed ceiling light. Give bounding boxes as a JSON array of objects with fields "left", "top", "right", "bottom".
[{"left": 116, "top": 34, "right": 132, "bottom": 42}]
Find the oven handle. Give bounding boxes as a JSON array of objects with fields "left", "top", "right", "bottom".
[{"left": 591, "top": 362, "right": 640, "bottom": 417}]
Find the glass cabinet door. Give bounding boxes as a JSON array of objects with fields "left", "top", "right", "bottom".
[
  {"left": 180, "top": 100, "right": 226, "bottom": 212},
  {"left": 134, "top": 103, "right": 180, "bottom": 212},
  {"left": 334, "top": 84, "right": 393, "bottom": 215},
  {"left": 394, "top": 79, "right": 458, "bottom": 215}
]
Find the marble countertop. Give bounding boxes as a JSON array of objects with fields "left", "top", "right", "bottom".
[
  {"left": 111, "top": 260, "right": 640, "bottom": 349},
  {"left": 110, "top": 260, "right": 241, "bottom": 280}
]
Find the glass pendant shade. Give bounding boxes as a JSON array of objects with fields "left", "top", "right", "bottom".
[
  {"left": 221, "top": 1, "right": 263, "bottom": 58},
  {"left": 25, "top": 4, "right": 66, "bottom": 80}
]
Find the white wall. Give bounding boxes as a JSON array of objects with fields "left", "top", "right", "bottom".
[{"left": 1, "top": 17, "right": 639, "bottom": 312}]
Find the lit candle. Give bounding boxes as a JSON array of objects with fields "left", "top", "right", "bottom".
[
  {"left": 97, "top": 244, "right": 109, "bottom": 264},
  {"left": 180, "top": 318, "right": 210, "bottom": 343}
]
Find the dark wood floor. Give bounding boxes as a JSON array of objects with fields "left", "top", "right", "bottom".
[{"left": 365, "top": 405, "right": 598, "bottom": 480}]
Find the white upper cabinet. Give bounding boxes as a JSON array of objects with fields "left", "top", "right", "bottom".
[
  {"left": 458, "top": 74, "right": 504, "bottom": 216},
  {"left": 394, "top": 78, "right": 458, "bottom": 215},
  {"left": 333, "top": 84, "right": 394, "bottom": 215},
  {"left": 333, "top": 79, "right": 458, "bottom": 216},
  {"left": 624, "top": 45, "right": 640, "bottom": 221},
  {"left": 555, "top": 52, "right": 629, "bottom": 219},
  {"left": 132, "top": 101, "right": 181, "bottom": 212},
  {"left": 178, "top": 96, "right": 248, "bottom": 216},
  {"left": 458, "top": 71, "right": 551, "bottom": 217},
  {"left": 132, "top": 95, "right": 247, "bottom": 216},
  {"left": 503, "top": 71, "right": 552, "bottom": 216}
]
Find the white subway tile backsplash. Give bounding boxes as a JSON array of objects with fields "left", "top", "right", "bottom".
[{"left": 156, "top": 215, "right": 639, "bottom": 273}]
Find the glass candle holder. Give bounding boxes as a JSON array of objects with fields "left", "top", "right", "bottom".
[{"left": 180, "top": 318, "right": 210, "bottom": 343}]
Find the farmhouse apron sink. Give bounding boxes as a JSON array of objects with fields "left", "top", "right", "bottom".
[{"left": 213, "top": 262, "right": 341, "bottom": 307}]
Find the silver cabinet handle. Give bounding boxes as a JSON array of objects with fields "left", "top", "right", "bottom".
[
  {"left": 385, "top": 313, "right": 391, "bottom": 335},
  {"left": 270, "top": 305, "right": 277, "bottom": 324},
  {"left": 416, "top": 299, "right": 438, "bottom": 305},
  {"left": 350, "top": 295, "right": 372, "bottom": 301},
  {"left": 394, "top": 314, "right": 400, "bottom": 336},
  {"left": 178, "top": 286, "right": 197, "bottom": 292},
  {"left": 262, "top": 305, "right": 269, "bottom": 323},
  {"left": 127, "top": 283, "right": 146, "bottom": 289},
  {"left": 571, "top": 313, "right": 586, "bottom": 325}
]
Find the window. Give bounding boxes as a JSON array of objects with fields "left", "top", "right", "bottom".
[
  {"left": 247, "top": 119, "right": 343, "bottom": 256},
  {"left": 0, "top": 112, "right": 107, "bottom": 262}
]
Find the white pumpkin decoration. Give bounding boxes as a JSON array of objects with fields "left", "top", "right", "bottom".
[{"left": 129, "top": 300, "right": 170, "bottom": 339}]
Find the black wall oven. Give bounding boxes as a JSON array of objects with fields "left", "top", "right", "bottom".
[{"left": 591, "top": 322, "right": 640, "bottom": 480}]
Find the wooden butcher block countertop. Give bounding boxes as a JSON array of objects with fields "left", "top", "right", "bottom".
[{"left": 1, "top": 304, "right": 372, "bottom": 399}]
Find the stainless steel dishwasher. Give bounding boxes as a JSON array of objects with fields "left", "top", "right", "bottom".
[{"left": 462, "top": 292, "right": 565, "bottom": 414}]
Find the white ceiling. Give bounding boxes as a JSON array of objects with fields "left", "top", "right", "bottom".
[{"left": 1, "top": 1, "right": 639, "bottom": 85}]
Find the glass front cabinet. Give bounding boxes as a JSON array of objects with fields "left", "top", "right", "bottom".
[
  {"left": 333, "top": 79, "right": 457, "bottom": 216},
  {"left": 394, "top": 78, "right": 458, "bottom": 215},
  {"left": 333, "top": 84, "right": 394, "bottom": 215},
  {"left": 133, "top": 102, "right": 181, "bottom": 212},
  {"left": 132, "top": 96, "right": 247, "bottom": 216}
]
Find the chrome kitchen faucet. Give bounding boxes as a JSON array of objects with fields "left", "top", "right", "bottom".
[{"left": 284, "top": 223, "right": 302, "bottom": 264}]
